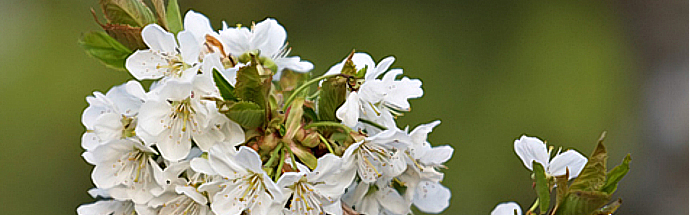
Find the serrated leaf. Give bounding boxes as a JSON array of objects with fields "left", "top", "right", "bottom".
[
  {"left": 569, "top": 134, "right": 608, "bottom": 191},
  {"left": 100, "top": 0, "right": 156, "bottom": 27},
  {"left": 340, "top": 53, "right": 357, "bottom": 76},
  {"left": 102, "top": 24, "right": 146, "bottom": 50},
  {"left": 212, "top": 68, "right": 238, "bottom": 102},
  {"left": 284, "top": 98, "right": 304, "bottom": 140},
  {"left": 224, "top": 101, "right": 265, "bottom": 128},
  {"left": 600, "top": 154, "right": 631, "bottom": 194},
  {"left": 235, "top": 57, "right": 271, "bottom": 110},
  {"left": 151, "top": 0, "right": 168, "bottom": 30},
  {"left": 533, "top": 161, "right": 551, "bottom": 214},
  {"left": 317, "top": 76, "right": 347, "bottom": 121},
  {"left": 78, "top": 31, "right": 132, "bottom": 70},
  {"left": 553, "top": 191, "right": 610, "bottom": 215},
  {"left": 555, "top": 169, "right": 570, "bottom": 205},
  {"left": 165, "top": 0, "right": 182, "bottom": 34}
]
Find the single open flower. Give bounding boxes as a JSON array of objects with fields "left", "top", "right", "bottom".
[
  {"left": 514, "top": 135, "right": 587, "bottom": 179},
  {"left": 491, "top": 202, "right": 522, "bottom": 215}
]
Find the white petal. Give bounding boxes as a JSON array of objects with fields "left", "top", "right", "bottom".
[
  {"left": 219, "top": 27, "right": 251, "bottom": 56},
  {"left": 274, "top": 56, "right": 314, "bottom": 73},
  {"left": 412, "top": 181, "right": 450, "bottom": 213},
  {"left": 491, "top": 202, "right": 522, "bottom": 215},
  {"left": 183, "top": 10, "right": 213, "bottom": 40},
  {"left": 513, "top": 135, "right": 549, "bottom": 171},
  {"left": 359, "top": 195, "right": 380, "bottom": 215},
  {"left": 233, "top": 146, "right": 264, "bottom": 173},
  {"left": 77, "top": 200, "right": 133, "bottom": 215},
  {"left": 380, "top": 151, "right": 407, "bottom": 177},
  {"left": 177, "top": 30, "right": 202, "bottom": 64},
  {"left": 141, "top": 24, "right": 177, "bottom": 53},
  {"left": 419, "top": 145, "right": 454, "bottom": 166},
  {"left": 155, "top": 128, "right": 192, "bottom": 162},
  {"left": 350, "top": 53, "right": 376, "bottom": 75},
  {"left": 81, "top": 132, "right": 101, "bottom": 151},
  {"left": 377, "top": 186, "right": 410, "bottom": 215},
  {"left": 211, "top": 180, "right": 249, "bottom": 215},
  {"left": 409, "top": 120, "right": 440, "bottom": 145},
  {"left": 176, "top": 186, "right": 208, "bottom": 205},
  {"left": 106, "top": 81, "right": 145, "bottom": 115},
  {"left": 251, "top": 18, "right": 286, "bottom": 56},
  {"left": 374, "top": 56, "right": 395, "bottom": 76},
  {"left": 336, "top": 92, "right": 361, "bottom": 127},
  {"left": 190, "top": 157, "right": 217, "bottom": 175},
  {"left": 380, "top": 69, "right": 423, "bottom": 111},
  {"left": 92, "top": 112, "right": 124, "bottom": 141},
  {"left": 548, "top": 150, "right": 588, "bottom": 179},
  {"left": 125, "top": 50, "right": 169, "bottom": 80},
  {"left": 208, "top": 143, "right": 244, "bottom": 178}
]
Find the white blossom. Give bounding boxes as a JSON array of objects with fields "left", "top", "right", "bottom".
[
  {"left": 342, "top": 128, "right": 409, "bottom": 184},
  {"left": 514, "top": 135, "right": 587, "bottom": 179},
  {"left": 277, "top": 154, "right": 350, "bottom": 215},
  {"left": 81, "top": 81, "right": 145, "bottom": 152},
  {"left": 219, "top": 18, "right": 313, "bottom": 79},
  {"left": 192, "top": 145, "right": 283, "bottom": 215},
  {"left": 84, "top": 139, "right": 161, "bottom": 204},
  {"left": 327, "top": 53, "right": 423, "bottom": 132},
  {"left": 491, "top": 202, "right": 522, "bottom": 215},
  {"left": 125, "top": 23, "right": 201, "bottom": 82},
  {"left": 136, "top": 80, "right": 223, "bottom": 161},
  {"left": 342, "top": 179, "right": 410, "bottom": 215}
]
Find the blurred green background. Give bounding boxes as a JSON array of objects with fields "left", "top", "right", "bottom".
[{"left": 0, "top": 0, "right": 686, "bottom": 214}]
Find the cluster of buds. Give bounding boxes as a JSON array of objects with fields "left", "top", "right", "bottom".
[{"left": 77, "top": 1, "right": 453, "bottom": 215}]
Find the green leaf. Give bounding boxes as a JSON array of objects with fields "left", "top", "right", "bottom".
[
  {"left": 165, "top": 0, "right": 183, "bottom": 34},
  {"left": 569, "top": 134, "right": 608, "bottom": 191},
  {"left": 151, "top": 0, "right": 168, "bottom": 30},
  {"left": 317, "top": 76, "right": 347, "bottom": 121},
  {"left": 600, "top": 154, "right": 631, "bottom": 194},
  {"left": 212, "top": 68, "right": 238, "bottom": 101},
  {"left": 100, "top": 0, "right": 156, "bottom": 27},
  {"left": 553, "top": 191, "right": 610, "bottom": 215},
  {"left": 290, "top": 143, "right": 317, "bottom": 169},
  {"left": 533, "top": 161, "right": 551, "bottom": 214},
  {"left": 279, "top": 69, "right": 310, "bottom": 98},
  {"left": 78, "top": 31, "right": 132, "bottom": 71},
  {"left": 101, "top": 24, "right": 146, "bottom": 50},
  {"left": 340, "top": 52, "right": 357, "bottom": 76},
  {"left": 555, "top": 169, "right": 570, "bottom": 206},
  {"left": 303, "top": 106, "right": 318, "bottom": 123},
  {"left": 235, "top": 57, "right": 271, "bottom": 110},
  {"left": 284, "top": 98, "right": 304, "bottom": 140},
  {"left": 224, "top": 101, "right": 265, "bottom": 128}
]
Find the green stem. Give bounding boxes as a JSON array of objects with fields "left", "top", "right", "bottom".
[
  {"left": 283, "top": 74, "right": 339, "bottom": 112},
  {"left": 263, "top": 143, "right": 283, "bottom": 168},
  {"left": 304, "top": 121, "right": 353, "bottom": 132},
  {"left": 359, "top": 118, "right": 387, "bottom": 130},
  {"left": 285, "top": 145, "right": 299, "bottom": 171},
  {"left": 317, "top": 133, "right": 335, "bottom": 155},
  {"left": 527, "top": 198, "right": 539, "bottom": 214},
  {"left": 274, "top": 148, "right": 286, "bottom": 181},
  {"left": 307, "top": 89, "right": 321, "bottom": 100}
]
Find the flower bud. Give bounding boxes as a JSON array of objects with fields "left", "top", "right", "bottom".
[{"left": 300, "top": 132, "right": 320, "bottom": 148}]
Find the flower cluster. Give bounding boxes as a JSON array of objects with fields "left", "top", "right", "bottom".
[{"left": 78, "top": 9, "right": 453, "bottom": 215}]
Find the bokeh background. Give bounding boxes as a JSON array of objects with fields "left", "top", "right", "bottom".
[{"left": 0, "top": 0, "right": 686, "bottom": 214}]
